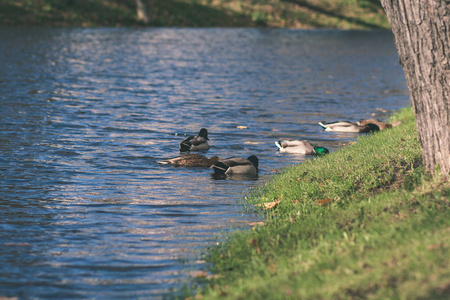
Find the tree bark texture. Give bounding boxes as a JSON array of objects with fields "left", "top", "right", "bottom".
[{"left": 380, "top": 0, "right": 450, "bottom": 175}]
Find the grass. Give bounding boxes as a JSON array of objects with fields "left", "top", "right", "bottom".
[
  {"left": 1, "top": 0, "right": 390, "bottom": 29},
  {"left": 184, "top": 107, "right": 450, "bottom": 299}
]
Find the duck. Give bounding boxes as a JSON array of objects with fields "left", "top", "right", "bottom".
[
  {"left": 157, "top": 154, "right": 220, "bottom": 167},
  {"left": 179, "top": 128, "right": 209, "bottom": 152},
  {"left": 318, "top": 121, "right": 380, "bottom": 133},
  {"left": 357, "top": 118, "right": 402, "bottom": 130},
  {"left": 211, "top": 155, "right": 259, "bottom": 176},
  {"left": 275, "top": 140, "right": 329, "bottom": 155}
]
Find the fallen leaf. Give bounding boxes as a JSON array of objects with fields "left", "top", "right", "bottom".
[
  {"left": 247, "top": 221, "right": 265, "bottom": 226},
  {"left": 268, "top": 264, "right": 277, "bottom": 273},
  {"left": 426, "top": 243, "right": 446, "bottom": 250},
  {"left": 317, "top": 198, "right": 333, "bottom": 205},
  {"left": 255, "top": 199, "right": 281, "bottom": 209},
  {"left": 189, "top": 270, "right": 207, "bottom": 278}
]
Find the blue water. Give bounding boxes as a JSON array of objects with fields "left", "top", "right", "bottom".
[{"left": 0, "top": 28, "right": 409, "bottom": 299}]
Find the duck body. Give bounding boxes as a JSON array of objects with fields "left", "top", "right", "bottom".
[
  {"left": 275, "top": 140, "right": 329, "bottom": 155},
  {"left": 319, "top": 121, "right": 379, "bottom": 133},
  {"left": 157, "top": 154, "right": 220, "bottom": 167},
  {"left": 211, "top": 155, "right": 259, "bottom": 176},
  {"left": 179, "top": 128, "right": 209, "bottom": 152},
  {"left": 357, "top": 118, "right": 402, "bottom": 130}
]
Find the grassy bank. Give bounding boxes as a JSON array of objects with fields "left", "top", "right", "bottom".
[
  {"left": 1, "top": 0, "right": 389, "bottom": 29},
  {"left": 187, "top": 107, "right": 450, "bottom": 299}
]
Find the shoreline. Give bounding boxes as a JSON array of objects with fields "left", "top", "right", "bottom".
[{"left": 186, "top": 107, "right": 450, "bottom": 299}]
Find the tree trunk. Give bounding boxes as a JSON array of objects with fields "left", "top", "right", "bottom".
[
  {"left": 136, "top": 0, "right": 149, "bottom": 24},
  {"left": 380, "top": 0, "right": 450, "bottom": 175}
]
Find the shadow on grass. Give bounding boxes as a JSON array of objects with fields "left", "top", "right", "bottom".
[
  {"left": 282, "top": 0, "right": 386, "bottom": 29},
  {"left": 0, "top": 0, "right": 254, "bottom": 27},
  {"left": 147, "top": 0, "right": 254, "bottom": 27}
]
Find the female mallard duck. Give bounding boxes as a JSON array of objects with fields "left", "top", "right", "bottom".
[
  {"left": 157, "top": 154, "right": 220, "bottom": 167},
  {"left": 211, "top": 155, "right": 259, "bottom": 176},
  {"left": 275, "top": 140, "right": 329, "bottom": 155},
  {"left": 357, "top": 118, "right": 402, "bottom": 130},
  {"left": 318, "top": 121, "right": 380, "bottom": 133},
  {"left": 179, "top": 128, "right": 209, "bottom": 152}
]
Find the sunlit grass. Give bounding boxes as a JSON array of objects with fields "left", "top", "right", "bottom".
[{"left": 185, "top": 107, "right": 450, "bottom": 299}]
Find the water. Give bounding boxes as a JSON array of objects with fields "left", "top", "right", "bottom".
[{"left": 0, "top": 28, "right": 409, "bottom": 299}]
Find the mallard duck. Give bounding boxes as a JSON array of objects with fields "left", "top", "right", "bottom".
[
  {"left": 157, "top": 154, "right": 220, "bottom": 167},
  {"left": 357, "top": 118, "right": 402, "bottom": 130},
  {"left": 275, "top": 140, "right": 329, "bottom": 155},
  {"left": 211, "top": 155, "right": 259, "bottom": 175},
  {"left": 318, "top": 121, "right": 380, "bottom": 133},
  {"left": 179, "top": 128, "right": 209, "bottom": 152}
]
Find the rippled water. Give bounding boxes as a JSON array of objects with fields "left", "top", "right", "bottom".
[{"left": 0, "top": 28, "right": 409, "bottom": 299}]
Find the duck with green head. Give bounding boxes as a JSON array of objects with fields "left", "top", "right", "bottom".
[
  {"left": 275, "top": 140, "right": 329, "bottom": 155},
  {"left": 318, "top": 121, "right": 380, "bottom": 133},
  {"left": 357, "top": 118, "right": 402, "bottom": 130}
]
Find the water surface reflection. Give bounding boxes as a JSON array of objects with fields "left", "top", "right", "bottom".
[{"left": 0, "top": 28, "right": 408, "bottom": 299}]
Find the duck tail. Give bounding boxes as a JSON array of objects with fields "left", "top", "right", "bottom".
[
  {"left": 274, "top": 141, "right": 283, "bottom": 150},
  {"left": 211, "top": 162, "right": 229, "bottom": 175},
  {"left": 318, "top": 121, "right": 328, "bottom": 129},
  {"left": 179, "top": 142, "right": 191, "bottom": 152},
  {"left": 156, "top": 160, "right": 169, "bottom": 165}
]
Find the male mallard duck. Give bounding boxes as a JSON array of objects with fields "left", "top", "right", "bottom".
[
  {"left": 157, "top": 154, "right": 220, "bottom": 167},
  {"left": 179, "top": 128, "right": 209, "bottom": 152},
  {"left": 211, "top": 155, "right": 259, "bottom": 176},
  {"left": 275, "top": 140, "right": 329, "bottom": 155},
  {"left": 318, "top": 121, "right": 380, "bottom": 133},
  {"left": 357, "top": 118, "right": 402, "bottom": 130}
]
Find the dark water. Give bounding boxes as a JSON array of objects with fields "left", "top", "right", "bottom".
[{"left": 0, "top": 28, "right": 409, "bottom": 299}]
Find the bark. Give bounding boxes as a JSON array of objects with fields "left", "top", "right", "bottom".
[
  {"left": 136, "top": 0, "right": 149, "bottom": 24},
  {"left": 380, "top": 0, "right": 450, "bottom": 175}
]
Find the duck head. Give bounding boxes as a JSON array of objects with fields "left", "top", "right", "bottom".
[
  {"left": 313, "top": 146, "right": 329, "bottom": 156},
  {"left": 247, "top": 155, "right": 259, "bottom": 169},
  {"left": 199, "top": 128, "right": 209, "bottom": 140},
  {"left": 366, "top": 123, "right": 380, "bottom": 132}
]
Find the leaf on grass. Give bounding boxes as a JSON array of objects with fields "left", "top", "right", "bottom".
[
  {"left": 317, "top": 198, "right": 333, "bottom": 205},
  {"left": 426, "top": 243, "right": 446, "bottom": 250},
  {"left": 189, "top": 270, "right": 208, "bottom": 278},
  {"left": 256, "top": 199, "right": 281, "bottom": 209},
  {"left": 268, "top": 264, "right": 277, "bottom": 273},
  {"left": 247, "top": 221, "right": 265, "bottom": 227}
]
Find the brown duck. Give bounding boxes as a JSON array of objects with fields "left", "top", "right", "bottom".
[{"left": 157, "top": 153, "right": 220, "bottom": 167}]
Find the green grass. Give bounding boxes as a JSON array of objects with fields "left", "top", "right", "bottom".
[
  {"left": 185, "top": 107, "right": 450, "bottom": 299},
  {"left": 1, "top": 0, "right": 390, "bottom": 29}
]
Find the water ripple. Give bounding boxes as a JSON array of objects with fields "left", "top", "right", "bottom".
[{"left": 0, "top": 28, "right": 409, "bottom": 299}]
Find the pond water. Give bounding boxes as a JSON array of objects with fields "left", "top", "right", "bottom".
[{"left": 0, "top": 28, "right": 409, "bottom": 299}]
